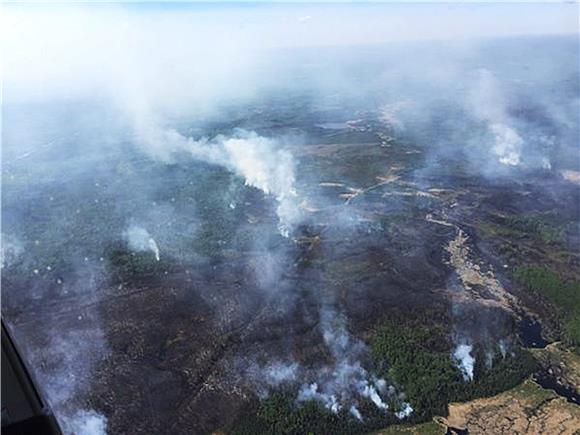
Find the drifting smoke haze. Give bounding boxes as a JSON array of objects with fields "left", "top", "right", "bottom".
[{"left": 1, "top": 2, "right": 579, "bottom": 434}]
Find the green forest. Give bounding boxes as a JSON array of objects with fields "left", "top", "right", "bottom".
[{"left": 514, "top": 265, "right": 580, "bottom": 347}]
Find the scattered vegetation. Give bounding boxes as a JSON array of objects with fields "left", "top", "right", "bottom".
[
  {"left": 503, "top": 215, "right": 563, "bottom": 243},
  {"left": 482, "top": 214, "right": 564, "bottom": 245},
  {"left": 514, "top": 266, "right": 580, "bottom": 347}
]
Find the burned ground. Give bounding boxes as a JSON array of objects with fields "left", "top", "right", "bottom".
[{"left": 4, "top": 107, "right": 578, "bottom": 434}]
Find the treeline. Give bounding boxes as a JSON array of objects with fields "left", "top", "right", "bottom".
[{"left": 514, "top": 266, "right": 580, "bottom": 347}]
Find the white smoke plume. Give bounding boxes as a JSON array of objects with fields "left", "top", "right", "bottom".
[
  {"left": 349, "top": 405, "right": 363, "bottom": 421},
  {"left": 470, "top": 69, "right": 523, "bottom": 167},
  {"left": 489, "top": 123, "right": 523, "bottom": 166},
  {"left": 499, "top": 338, "right": 509, "bottom": 358},
  {"left": 60, "top": 410, "right": 108, "bottom": 435},
  {"left": 136, "top": 126, "right": 300, "bottom": 237},
  {"left": 123, "top": 225, "right": 160, "bottom": 261},
  {"left": 453, "top": 343, "right": 475, "bottom": 381},
  {"left": 395, "top": 402, "right": 414, "bottom": 420},
  {"left": 297, "top": 307, "right": 412, "bottom": 420}
]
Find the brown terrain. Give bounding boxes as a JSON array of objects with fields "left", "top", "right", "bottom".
[{"left": 440, "top": 380, "right": 580, "bottom": 435}]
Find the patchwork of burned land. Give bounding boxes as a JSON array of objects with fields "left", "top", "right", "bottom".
[{"left": 3, "top": 113, "right": 579, "bottom": 434}]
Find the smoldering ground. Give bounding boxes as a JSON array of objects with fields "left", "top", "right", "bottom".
[{"left": 2, "top": 3, "right": 579, "bottom": 434}]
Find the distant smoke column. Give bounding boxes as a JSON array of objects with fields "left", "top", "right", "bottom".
[
  {"left": 136, "top": 126, "right": 300, "bottom": 237},
  {"left": 489, "top": 123, "right": 523, "bottom": 166},
  {"left": 148, "top": 238, "right": 160, "bottom": 261},
  {"left": 453, "top": 343, "right": 475, "bottom": 381},
  {"left": 499, "top": 339, "right": 509, "bottom": 358},
  {"left": 221, "top": 132, "right": 299, "bottom": 237},
  {"left": 470, "top": 69, "right": 523, "bottom": 167}
]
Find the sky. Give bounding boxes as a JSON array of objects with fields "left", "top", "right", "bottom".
[
  {"left": 1, "top": 1, "right": 577, "bottom": 3},
  {"left": 2, "top": 1, "right": 578, "bottom": 108}
]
